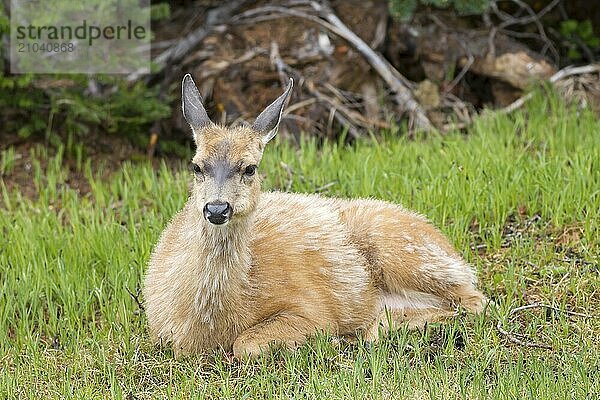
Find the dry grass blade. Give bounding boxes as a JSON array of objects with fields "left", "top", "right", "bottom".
[
  {"left": 496, "top": 302, "right": 597, "bottom": 350},
  {"left": 126, "top": 286, "right": 145, "bottom": 313}
]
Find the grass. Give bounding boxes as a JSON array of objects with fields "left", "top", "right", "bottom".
[{"left": 1, "top": 92, "right": 599, "bottom": 399}]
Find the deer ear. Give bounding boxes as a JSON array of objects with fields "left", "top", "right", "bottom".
[
  {"left": 182, "top": 74, "right": 212, "bottom": 139},
  {"left": 252, "top": 78, "right": 293, "bottom": 144}
]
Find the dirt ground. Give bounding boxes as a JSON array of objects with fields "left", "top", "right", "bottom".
[{"left": 0, "top": 132, "right": 175, "bottom": 201}]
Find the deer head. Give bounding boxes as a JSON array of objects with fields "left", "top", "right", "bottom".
[{"left": 181, "top": 74, "right": 293, "bottom": 226}]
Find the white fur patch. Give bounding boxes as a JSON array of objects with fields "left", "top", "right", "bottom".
[
  {"left": 381, "top": 289, "right": 444, "bottom": 311},
  {"left": 404, "top": 244, "right": 416, "bottom": 253}
]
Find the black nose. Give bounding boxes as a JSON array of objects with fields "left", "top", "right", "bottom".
[{"left": 203, "top": 201, "right": 233, "bottom": 225}]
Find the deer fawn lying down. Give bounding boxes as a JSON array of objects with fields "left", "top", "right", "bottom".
[{"left": 144, "top": 74, "right": 487, "bottom": 358}]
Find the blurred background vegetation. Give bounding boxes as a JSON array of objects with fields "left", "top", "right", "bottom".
[{"left": 0, "top": 0, "right": 598, "bottom": 161}]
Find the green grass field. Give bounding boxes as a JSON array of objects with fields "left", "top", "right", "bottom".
[{"left": 1, "top": 93, "right": 599, "bottom": 399}]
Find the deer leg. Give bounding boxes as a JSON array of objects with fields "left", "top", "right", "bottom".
[
  {"left": 233, "top": 314, "right": 319, "bottom": 358},
  {"left": 364, "top": 307, "right": 460, "bottom": 342},
  {"left": 363, "top": 281, "right": 487, "bottom": 343},
  {"left": 380, "top": 255, "right": 488, "bottom": 315}
]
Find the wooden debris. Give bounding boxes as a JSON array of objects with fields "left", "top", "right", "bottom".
[
  {"left": 128, "top": 0, "right": 248, "bottom": 82},
  {"left": 232, "top": 1, "right": 433, "bottom": 132},
  {"left": 140, "top": 1, "right": 600, "bottom": 139},
  {"left": 499, "top": 64, "right": 600, "bottom": 114},
  {"left": 307, "top": 1, "right": 433, "bottom": 132},
  {"left": 404, "top": 23, "right": 557, "bottom": 90}
]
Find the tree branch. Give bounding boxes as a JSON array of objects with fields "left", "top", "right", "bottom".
[{"left": 128, "top": 0, "right": 248, "bottom": 82}]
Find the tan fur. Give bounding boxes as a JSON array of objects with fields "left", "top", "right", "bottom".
[{"left": 144, "top": 124, "right": 486, "bottom": 358}]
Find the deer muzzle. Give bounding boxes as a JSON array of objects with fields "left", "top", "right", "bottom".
[{"left": 203, "top": 201, "right": 233, "bottom": 225}]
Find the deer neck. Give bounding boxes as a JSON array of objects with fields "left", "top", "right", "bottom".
[{"left": 193, "top": 213, "right": 254, "bottom": 326}]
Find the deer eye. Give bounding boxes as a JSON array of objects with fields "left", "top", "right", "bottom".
[
  {"left": 190, "top": 162, "right": 203, "bottom": 175},
  {"left": 244, "top": 165, "right": 257, "bottom": 176}
]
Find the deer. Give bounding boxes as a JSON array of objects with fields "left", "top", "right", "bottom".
[{"left": 143, "top": 74, "right": 487, "bottom": 358}]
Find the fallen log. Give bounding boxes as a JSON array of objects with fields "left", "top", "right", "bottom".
[
  {"left": 393, "top": 21, "right": 556, "bottom": 90},
  {"left": 499, "top": 64, "right": 600, "bottom": 114}
]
